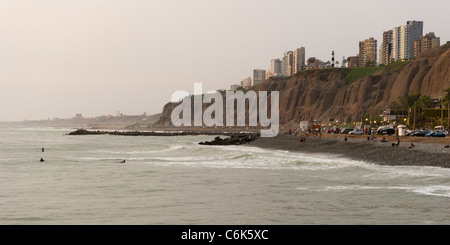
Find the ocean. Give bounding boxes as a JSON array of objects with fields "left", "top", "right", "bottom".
[{"left": 0, "top": 127, "right": 449, "bottom": 225}]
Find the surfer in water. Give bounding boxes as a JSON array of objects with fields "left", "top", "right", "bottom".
[
  {"left": 120, "top": 160, "right": 126, "bottom": 163},
  {"left": 40, "top": 158, "right": 45, "bottom": 162}
]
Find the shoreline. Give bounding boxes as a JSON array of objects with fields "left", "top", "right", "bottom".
[
  {"left": 15, "top": 126, "right": 450, "bottom": 169},
  {"left": 247, "top": 134, "right": 450, "bottom": 169}
]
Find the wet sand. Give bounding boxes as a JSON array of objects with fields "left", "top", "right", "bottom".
[{"left": 248, "top": 134, "right": 450, "bottom": 168}]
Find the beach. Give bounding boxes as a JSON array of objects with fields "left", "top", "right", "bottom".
[{"left": 248, "top": 133, "right": 450, "bottom": 168}]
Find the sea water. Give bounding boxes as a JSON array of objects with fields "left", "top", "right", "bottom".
[{"left": 0, "top": 127, "right": 449, "bottom": 224}]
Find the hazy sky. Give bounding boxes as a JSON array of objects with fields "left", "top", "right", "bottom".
[{"left": 1, "top": 0, "right": 449, "bottom": 121}]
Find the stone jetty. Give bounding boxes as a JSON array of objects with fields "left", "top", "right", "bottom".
[{"left": 68, "top": 129, "right": 259, "bottom": 145}]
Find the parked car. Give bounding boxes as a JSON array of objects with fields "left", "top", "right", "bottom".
[
  {"left": 411, "top": 130, "right": 430, "bottom": 137},
  {"left": 425, "top": 131, "right": 446, "bottom": 137},
  {"left": 406, "top": 130, "right": 418, "bottom": 136},
  {"left": 341, "top": 128, "right": 354, "bottom": 134},
  {"left": 327, "top": 128, "right": 341, "bottom": 134},
  {"left": 349, "top": 129, "right": 364, "bottom": 135},
  {"left": 376, "top": 126, "right": 395, "bottom": 135}
]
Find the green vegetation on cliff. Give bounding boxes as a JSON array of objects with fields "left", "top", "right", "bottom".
[
  {"left": 342, "top": 60, "right": 411, "bottom": 85},
  {"left": 343, "top": 66, "right": 383, "bottom": 85}
]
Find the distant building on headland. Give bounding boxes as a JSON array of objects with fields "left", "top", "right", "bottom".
[
  {"left": 359, "top": 37, "right": 377, "bottom": 67},
  {"left": 293, "top": 46, "right": 306, "bottom": 73},
  {"left": 253, "top": 69, "right": 266, "bottom": 86},
  {"left": 240, "top": 77, "right": 252, "bottom": 88},
  {"left": 230, "top": 84, "right": 241, "bottom": 91},
  {"left": 267, "top": 59, "right": 282, "bottom": 79},
  {"left": 306, "top": 57, "right": 316, "bottom": 70},
  {"left": 282, "top": 51, "right": 294, "bottom": 76},
  {"left": 414, "top": 32, "right": 440, "bottom": 57},
  {"left": 347, "top": 55, "right": 359, "bottom": 68},
  {"left": 270, "top": 59, "right": 282, "bottom": 74},
  {"left": 74, "top": 113, "right": 83, "bottom": 120},
  {"left": 306, "top": 57, "right": 326, "bottom": 70}
]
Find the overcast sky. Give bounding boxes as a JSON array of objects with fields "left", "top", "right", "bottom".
[{"left": 1, "top": 0, "right": 449, "bottom": 121}]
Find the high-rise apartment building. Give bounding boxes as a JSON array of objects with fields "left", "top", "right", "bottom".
[
  {"left": 282, "top": 51, "right": 294, "bottom": 76},
  {"left": 253, "top": 69, "right": 266, "bottom": 86},
  {"left": 293, "top": 47, "right": 306, "bottom": 73},
  {"left": 399, "top": 25, "right": 408, "bottom": 60},
  {"left": 381, "top": 30, "right": 393, "bottom": 64},
  {"left": 270, "top": 59, "right": 282, "bottom": 76},
  {"left": 405, "top": 20, "right": 423, "bottom": 59},
  {"left": 414, "top": 32, "right": 440, "bottom": 57},
  {"left": 391, "top": 27, "right": 400, "bottom": 62},
  {"left": 378, "top": 47, "right": 383, "bottom": 65},
  {"left": 393, "top": 21, "right": 423, "bottom": 61},
  {"left": 359, "top": 37, "right": 377, "bottom": 67}
]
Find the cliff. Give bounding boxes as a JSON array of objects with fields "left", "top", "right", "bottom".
[{"left": 155, "top": 44, "right": 450, "bottom": 128}]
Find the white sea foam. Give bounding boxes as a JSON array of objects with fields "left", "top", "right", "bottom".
[{"left": 319, "top": 185, "right": 450, "bottom": 198}]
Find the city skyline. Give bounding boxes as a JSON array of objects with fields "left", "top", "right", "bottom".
[{"left": 1, "top": 0, "right": 449, "bottom": 121}]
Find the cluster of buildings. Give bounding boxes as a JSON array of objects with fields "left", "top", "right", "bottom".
[
  {"left": 234, "top": 46, "right": 307, "bottom": 89},
  {"left": 268, "top": 46, "right": 306, "bottom": 78},
  {"left": 230, "top": 20, "right": 441, "bottom": 90},
  {"left": 379, "top": 20, "right": 440, "bottom": 65}
]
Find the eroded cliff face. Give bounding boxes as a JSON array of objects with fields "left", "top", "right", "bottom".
[{"left": 156, "top": 44, "right": 450, "bottom": 128}]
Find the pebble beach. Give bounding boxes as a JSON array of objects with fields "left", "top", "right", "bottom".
[{"left": 248, "top": 133, "right": 450, "bottom": 168}]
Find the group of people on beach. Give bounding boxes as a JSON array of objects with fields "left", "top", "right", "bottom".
[
  {"left": 287, "top": 128, "right": 449, "bottom": 150},
  {"left": 288, "top": 128, "right": 321, "bottom": 137}
]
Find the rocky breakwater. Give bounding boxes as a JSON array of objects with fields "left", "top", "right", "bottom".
[
  {"left": 68, "top": 129, "right": 210, "bottom": 136},
  {"left": 199, "top": 134, "right": 258, "bottom": 145},
  {"left": 67, "top": 129, "right": 259, "bottom": 144}
]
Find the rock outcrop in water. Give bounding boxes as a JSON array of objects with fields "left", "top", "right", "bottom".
[{"left": 155, "top": 44, "right": 450, "bottom": 128}]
